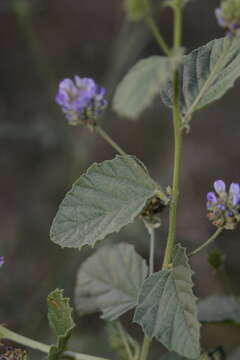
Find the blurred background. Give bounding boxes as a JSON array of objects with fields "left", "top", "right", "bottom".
[{"left": 0, "top": 0, "right": 240, "bottom": 358}]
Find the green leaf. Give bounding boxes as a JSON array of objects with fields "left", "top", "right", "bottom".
[
  {"left": 113, "top": 56, "right": 171, "bottom": 119},
  {"left": 134, "top": 244, "right": 201, "bottom": 359},
  {"left": 47, "top": 289, "right": 75, "bottom": 360},
  {"left": 75, "top": 243, "right": 148, "bottom": 320},
  {"left": 198, "top": 295, "right": 240, "bottom": 324},
  {"left": 160, "top": 37, "right": 240, "bottom": 124},
  {"left": 50, "top": 155, "right": 164, "bottom": 249},
  {"left": 106, "top": 321, "right": 140, "bottom": 360}
]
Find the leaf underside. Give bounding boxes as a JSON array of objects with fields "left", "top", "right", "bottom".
[
  {"left": 160, "top": 37, "right": 240, "bottom": 121},
  {"left": 50, "top": 155, "right": 159, "bottom": 249},
  {"left": 74, "top": 243, "right": 148, "bottom": 320},
  {"left": 134, "top": 244, "right": 201, "bottom": 359},
  {"left": 113, "top": 56, "right": 172, "bottom": 119},
  {"left": 198, "top": 295, "right": 240, "bottom": 324}
]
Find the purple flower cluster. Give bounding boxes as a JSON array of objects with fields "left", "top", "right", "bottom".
[
  {"left": 207, "top": 180, "right": 240, "bottom": 229},
  {"left": 0, "top": 256, "right": 4, "bottom": 267},
  {"left": 55, "top": 76, "right": 107, "bottom": 126},
  {"left": 215, "top": 4, "right": 240, "bottom": 37}
]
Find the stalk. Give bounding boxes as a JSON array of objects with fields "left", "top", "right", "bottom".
[
  {"left": 95, "top": 125, "right": 127, "bottom": 157},
  {"left": 139, "top": 229, "right": 155, "bottom": 360},
  {"left": 162, "top": 0, "right": 183, "bottom": 268},
  {"left": 189, "top": 227, "right": 223, "bottom": 257},
  {"left": 0, "top": 325, "right": 109, "bottom": 360}
]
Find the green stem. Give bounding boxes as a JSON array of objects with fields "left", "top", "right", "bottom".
[
  {"left": 163, "top": 73, "right": 183, "bottom": 268},
  {"left": 149, "top": 229, "right": 155, "bottom": 275},
  {"left": 139, "top": 337, "right": 151, "bottom": 360},
  {"left": 0, "top": 325, "right": 109, "bottom": 360},
  {"left": 145, "top": 16, "right": 171, "bottom": 56},
  {"left": 117, "top": 322, "right": 134, "bottom": 360},
  {"left": 173, "top": 1, "right": 183, "bottom": 48},
  {"left": 95, "top": 125, "right": 127, "bottom": 157},
  {"left": 189, "top": 227, "right": 223, "bottom": 257},
  {"left": 12, "top": 0, "right": 56, "bottom": 95},
  {"left": 139, "top": 229, "right": 155, "bottom": 360},
  {"left": 162, "top": 1, "right": 183, "bottom": 269}
]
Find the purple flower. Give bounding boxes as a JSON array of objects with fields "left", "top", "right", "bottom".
[
  {"left": 55, "top": 76, "right": 107, "bottom": 126},
  {"left": 0, "top": 256, "right": 4, "bottom": 267},
  {"left": 207, "top": 180, "right": 240, "bottom": 230},
  {"left": 215, "top": 8, "right": 226, "bottom": 27},
  {"left": 207, "top": 192, "right": 217, "bottom": 208},
  {"left": 214, "top": 180, "right": 226, "bottom": 194},
  {"left": 217, "top": 204, "right": 226, "bottom": 211},
  {"left": 230, "top": 182, "right": 240, "bottom": 205},
  {"left": 215, "top": 2, "right": 240, "bottom": 37},
  {"left": 229, "top": 183, "right": 240, "bottom": 195}
]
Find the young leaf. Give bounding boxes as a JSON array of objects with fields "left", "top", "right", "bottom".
[
  {"left": 113, "top": 56, "right": 171, "bottom": 119},
  {"left": 134, "top": 244, "right": 201, "bottom": 359},
  {"left": 47, "top": 289, "right": 75, "bottom": 360},
  {"left": 198, "top": 295, "right": 240, "bottom": 324},
  {"left": 75, "top": 243, "right": 148, "bottom": 320},
  {"left": 106, "top": 321, "right": 140, "bottom": 360},
  {"left": 160, "top": 37, "right": 240, "bottom": 124},
  {"left": 50, "top": 155, "right": 164, "bottom": 249}
]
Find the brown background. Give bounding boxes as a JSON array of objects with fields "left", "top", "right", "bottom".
[{"left": 0, "top": 0, "right": 240, "bottom": 358}]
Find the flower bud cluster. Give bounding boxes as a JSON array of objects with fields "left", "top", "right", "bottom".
[
  {"left": 124, "top": 0, "right": 150, "bottom": 21},
  {"left": 215, "top": 0, "right": 240, "bottom": 37},
  {"left": 55, "top": 76, "right": 107, "bottom": 126},
  {"left": 140, "top": 196, "right": 168, "bottom": 229},
  {"left": 207, "top": 180, "right": 240, "bottom": 230}
]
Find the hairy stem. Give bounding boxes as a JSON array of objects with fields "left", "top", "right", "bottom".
[
  {"left": 139, "top": 337, "right": 151, "bottom": 360},
  {"left": 117, "top": 322, "right": 134, "bottom": 360},
  {"left": 95, "top": 125, "right": 127, "bottom": 156},
  {"left": 139, "top": 228, "right": 155, "bottom": 360},
  {"left": 162, "top": 1, "right": 183, "bottom": 268},
  {"left": 189, "top": 227, "right": 223, "bottom": 257},
  {"left": 145, "top": 16, "right": 171, "bottom": 56},
  {"left": 0, "top": 325, "right": 109, "bottom": 360},
  {"left": 149, "top": 228, "right": 155, "bottom": 275},
  {"left": 173, "top": 1, "right": 183, "bottom": 49}
]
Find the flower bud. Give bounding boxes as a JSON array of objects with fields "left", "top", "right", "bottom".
[
  {"left": 215, "top": 0, "right": 240, "bottom": 37},
  {"left": 124, "top": 0, "right": 150, "bottom": 21},
  {"left": 208, "top": 250, "right": 225, "bottom": 271},
  {"left": 55, "top": 76, "right": 107, "bottom": 126},
  {"left": 207, "top": 180, "right": 240, "bottom": 230}
]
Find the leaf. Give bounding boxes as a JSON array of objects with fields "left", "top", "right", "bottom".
[
  {"left": 47, "top": 289, "right": 75, "bottom": 360},
  {"left": 198, "top": 295, "right": 240, "bottom": 324},
  {"left": 160, "top": 37, "right": 240, "bottom": 123},
  {"left": 50, "top": 155, "right": 164, "bottom": 249},
  {"left": 74, "top": 243, "right": 148, "bottom": 320},
  {"left": 134, "top": 244, "right": 201, "bottom": 359},
  {"left": 228, "top": 348, "right": 240, "bottom": 360},
  {"left": 106, "top": 321, "right": 140, "bottom": 360},
  {"left": 113, "top": 56, "right": 171, "bottom": 119}
]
